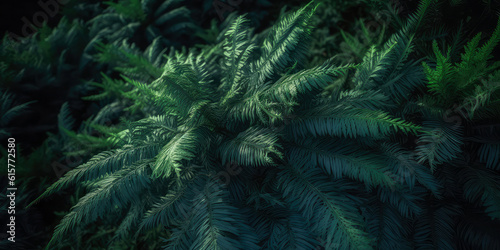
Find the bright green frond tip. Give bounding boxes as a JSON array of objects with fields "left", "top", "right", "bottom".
[{"left": 423, "top": 17, "right": 500, "bottom": 106}]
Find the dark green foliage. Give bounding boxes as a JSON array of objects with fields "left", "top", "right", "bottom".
[
  {"left": 0, "top": 91, "right": 33, "bottom": 138},
  {"left": 418, "top": 18, "right": 500, "bottom": 170},
  {"left": 0, "top": 0, "right": 497, "bottom": 248},
  {"left": 0, "top": 0, "right": 204, "bottom": 154},
  {"left": 29, "top": 2, "right": 452, "bottom": 249},
  {"left": 305, "top": 0, "right": 389, "bottom": 65},
  {"left": 0, "top": 178, "right": 51, "bottom": 249},
  {"left": 89, "top": 0, "right": 197, "bottom": 49},
  {"left": 412, "top": 14, "right": 500, "bottom": 249},
  {"left": 0, "top": 18, "right": 101, "bottom": 151}
]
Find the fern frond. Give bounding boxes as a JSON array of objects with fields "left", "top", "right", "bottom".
[
  {"left": 413, "top": 204, "right": 459, "bottom": 250},
  {"left": 252, "top": 1, "right": 318, "bottom": 85},
  {"left": 365, "top": 198, "right": 412, "bottom": 249},
  {"left": 47, "top": 160, "right": 152, "bottom": 248},
  {"left": 105, "top": 0, "right": 146, "bottom": 21},
  {"left": 189, "top": 179, "right": 259, "bottom": 250},
  {"left": 111, "top": 200, "right": 146, "bottom": 242},
  {"left": 377, "top": 186, "right": 425, "bottom": 218},
  {"left": 461, "top": 167, "right": 500, "bottom": 220},
  {"left": 139, "top": 177, "right": 196, "bottom": 232},
  {"left": 415, "top": 120, "right": 463, "bottom": 171},
  {"left": 332, "top": 90, "right": 390, "bottom": 111},
  {"left": 288, "top": 137, "right": 396, "bottom": 188},
  {"left": 219, "top": 15, "right": 255, "bottom": 107},
  {"left": 355, "top": 30, "right": 424, "bottom": 102},
  {"left": 458, "top": 213, "right": 500, "bottom": 249},
  {"left": 423, "top": 41, "right": 456, "bottom": 96},
  {"left": 163, "top": 177, "right": 260, "bottom": 249},
  {"left": 288, "top": 103, "right": 420, "bottom": 138},
  {"left": 382, "top": 143, "right": 442, "bottom": 197},
  {"left": 478, "top": 141, "right": 500, "bottom": 170},
  {"left": 28, "top": 144, "right": 160, "bottom": 208},
  {"left": 0, "top": 91, "right": 33, "bottom": 131},
  {"left": 249, "top": 207, "right": 320, "bottom": 249},
  {"left": 57, "top": 102, "right": 75, "bottom": 132},
  {"left": 152, "top": 126, "right": 208, "bottom": 179},
  {"left": 278, "top": 165, "right": 373, "bottom": 250},
  {"left": 265, "top": 63, "right": 352, "bottom": 107},
  {"left": 217, "top": 127, "right": 282, "bottom": 167}
]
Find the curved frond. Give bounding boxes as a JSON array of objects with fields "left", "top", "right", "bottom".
[
  {"left": 252, "top": 1, "right": 318, "bottom": 85},
  {"left": 278, "top": 165, "right": 374, "bottom": 250},
  {"left": 288, "top": 137, "right": 396, "bottom": 188},
  {"left": 28, "top": 144, "right": 159, "bottom": 208},
  {"left": 218, "top": 127, "right": 282, "bottom": 167},
  {"left": 152, "top": 126, "right": 209, "bottom": 179},
  {"left": 415, "top": 120, "right": 463, "bottom": 171},
  {"left": 47, "top": 160, "right": 152, "bottom": 248},
  {"left": 288, "top": 103, "right": 420, "bottom": 138},
  {"left": 461, "top": 167, "right": 500, "bottom": 220}
]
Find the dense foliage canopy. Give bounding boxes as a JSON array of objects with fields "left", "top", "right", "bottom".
[{"left": 1, "top": 0, "right": 500, "bottom": 249}]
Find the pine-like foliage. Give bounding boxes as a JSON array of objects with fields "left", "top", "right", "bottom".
[
  {"left": 89, "top": 0, "right": 196, "bottom": 48},
  {"left": 417, "top": 16, "right": 500, "bottom": 249},
  {"left": 306, "top": 0, "right": 388, "bottom": 66},
  {"left": 411, "top": 17, "right": 500, "bottom": 249},
  {"left": 34, "top": 1, "right": 496, "bottom": 249},
  {"left": 417, "top": 18, "right": 500, "bottom": 169},
  {"left": 0, "top": 90, "right": 33, "bottom": 138},
  {"left": 0, "top": 17, "right": 103, "bottom": 152}
]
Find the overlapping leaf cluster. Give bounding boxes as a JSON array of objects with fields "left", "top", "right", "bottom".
[{"left": 1, "top": 0, "right": 498, "bottom": 249}]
